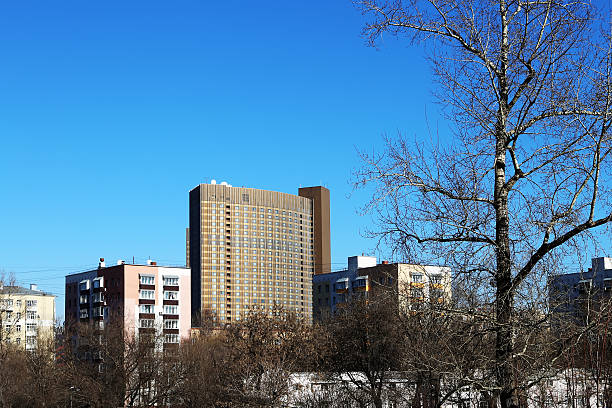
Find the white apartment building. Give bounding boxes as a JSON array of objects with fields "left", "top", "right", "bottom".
[{"left": 0, "top": 283, "right": 55, "bottom": 350}]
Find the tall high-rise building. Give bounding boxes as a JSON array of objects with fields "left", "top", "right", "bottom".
[{"left": 189, "top": 182, "right": 331, "bottom": 325}]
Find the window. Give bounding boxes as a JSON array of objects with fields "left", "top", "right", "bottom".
[
  {"left": 163, "top": 276, "right": 179, "bottom": 286},
  {"left": 430, "top": 275, "right": 442, "bottom": 285},
  {"left": 26, "top": 323, "right": 37, "bottom": 332},
  {"left": 26, "top": 300, "right": 37, "bottom": 307},
  {"left": 92, "top": 293, "right": 105, "bottom": 303},
  {"left": 412, "top": 274, "right": 423, "bottom": 283},
  {"left": 93, "top": 277, "right": 104, "bottom": 288},
  {"left": 139, "top": 304, "right": 154, "bottom": 313},
  {"left": 92, "top": 307, "right": 104, "bottom": 317},
  {"left": 411, "top": 288, "right": 424, "bottom": 298},
  {"left": 164, "top": 305, "right": 178, "bottom": 315},
  {"left": 139, "top": 319, "right": 155, "bottom": 328},
  {"left": 165, "top": 334, "right": 179, "bottom": 343},
  {"left": 79, "top": 280, "right": 90, "bottom": 291},
  {"left": 79, "top": 295, "right": 89, "bottom": 304},
  {"left": 164, "top": 291, "right": 178, "bottom": 300},
  {"left": 26, "top": 336, "right": 36, "bottom": 346},
  {"left": 164, "top": 319, "right": 178, "bottom": 329},
  {"left": 139, "top": 290, "right": 155, "bottom": 300},
  {"left": 15, "top": 325, "right": 21, "bottom": 332},
  {"left": 80, "top": 309, "right": 88, "bottom": 319},
  {"left": 26, "top": 311, "right": 36, "bottom": 320},
  {"left": 140, "top": 275, "right": 155, "bottom": 285}
]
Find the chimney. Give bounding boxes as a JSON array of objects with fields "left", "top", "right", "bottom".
[
  {"left": 99, "top": 258, "right": 106, "bottom": 268},
  {"left": 382, "top": 260, "right": 389, "bottom": 265},
  {"left": 151, "top": 261, "right": 157, "bottom": 266},
  {"left": 117, "top": 260, "right": 125, "bottom": 265},
  {"left": 30, "top": 284, "right": 38, "bottom": 291},
  {"left": 147, "top": 259, "right": 153, "bottom": 266}
]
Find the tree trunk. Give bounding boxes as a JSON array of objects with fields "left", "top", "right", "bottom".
[
  {"left": 494, "top": 134, "right": 515, "bottom": 408},
  {"left": 373, "top": 394, "right": 384, "bottom": 408},
  {"left": 495, "top": 2, "right": 515, "bottom": 406}
]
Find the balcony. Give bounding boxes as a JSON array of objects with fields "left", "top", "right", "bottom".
[
  {"left": 577, "top": 279, "right": 592, "bottom": 295},
  {"left": 335, "top": 278, "right": 349, "bottom": 294},
  {"left": 352, "top": 276, "right": 368, "bottom": 292}
]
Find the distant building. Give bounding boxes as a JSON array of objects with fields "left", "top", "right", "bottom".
[
  {"left": 188, "top": 181, "right": 331, "bottom": 325},
  {"left": 313, "top": 256, "right": 377, "bottom": 318},
  {"left": 0, "top": 283, "right": 55, "bottom": 350},
  {"left": 550, "top": 256, "right": 612, "bottom": 323},
  {"left": 65, "top": 259, "right": 191, "bottom": 346},
  {"left": 313, "top": 256, "right": 452, "bottom": 321}
]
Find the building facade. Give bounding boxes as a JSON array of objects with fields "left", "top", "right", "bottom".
[
  {"left": 550, "top": 256, "right": 612, "bottom": 323},
  {"left": 0, "top": 283, "right": 55, "bottom": 350},
  {"left": 188, "top": 182, "right": 331, "bottom": 325},
  {"left": 65, "top": 260, "right": 191, "bottom": 345},
  {"left": 313, "top": 256, "right": 377, "bottom": 318},
  {"left": 314, "top": 257, "right": 452, "bottom": 321}
]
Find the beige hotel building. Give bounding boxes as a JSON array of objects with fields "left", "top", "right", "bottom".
[{"left": 188, "top": 182, "right": 330, "bottom": 325}]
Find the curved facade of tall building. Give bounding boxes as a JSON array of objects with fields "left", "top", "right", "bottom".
[{"left": 189, "top": 183, "right": 330, "bottom": 325}]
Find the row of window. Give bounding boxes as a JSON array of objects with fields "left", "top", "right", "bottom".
[
  {"left": 207, "top": 204, "right": 311, "bottom": 217},
  {"left": 79, "top": 277, "right": 104, "bottom": 292},
  {"left": 0, "top": 299, "right": 37, "bottom": 308},
  {"left": 4, "top": 335, "right": 38, "bottom": 346},
  {"left": 206, "top": 267, "right": 313, "bottom": 275},
  {"left": 139, "top": 275, "right": 180, "bottom": 286},
  {"left": 209, "top": 225, "right": 312, "bottom": 235},
  {"left": 3, "top": 324, "right": 22, "bottom": 332},
  {"left": 139, "top": 319, "right": 179, "bottom": 329},
  {"left": 139, "top": 304, "right": 179, "bottom": 314},
  {"left": 205, "top": 238, "right": 313, "bottom": 249},
  {"left": 209, "top": 299, "right": 307, "bottom": 307},
  {"left": 5, "top": 311, "right": 37, "bottom": 320},
  {"left": 139, "top": 290, "right": 179, "bottom": 300},
  {"left": 208, "top": 213, "right": 310, "bottom": 225}
]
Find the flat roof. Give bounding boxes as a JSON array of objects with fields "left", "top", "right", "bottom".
[{"left": 0, "top": 285, "right": 55, "bottom": 297}]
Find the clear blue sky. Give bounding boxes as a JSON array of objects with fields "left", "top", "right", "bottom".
[{"left": 0, "top": 1, "right": 438, "bottom": 321}]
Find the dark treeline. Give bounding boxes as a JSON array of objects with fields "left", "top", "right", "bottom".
[{"left": 1, "top": 295, "right": 612, "bottom": 408}]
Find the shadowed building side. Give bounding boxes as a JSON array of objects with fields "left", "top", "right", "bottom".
[{"left": 298, "top": 186, "right": 331, "bottom": 275}]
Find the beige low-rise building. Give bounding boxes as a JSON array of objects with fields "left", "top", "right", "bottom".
[
  {"left": 314, "top": 257, "right": 452, "bottom": 321},
  {"left": 0, "top": 283, "right": 56, "bottom": 350}
]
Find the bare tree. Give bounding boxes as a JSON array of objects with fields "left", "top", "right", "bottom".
[
  {"left": 354, "top": 0, "right": 612, "bottom": 406},
  {"left": 176, "top": 305, "right": 317, "bottom": 408},
  {"left": 320, "top": 297, "right": 405, "bottom": 408},
  {"left": 222, "top": 306, "right": 317, "bottom": 407}
]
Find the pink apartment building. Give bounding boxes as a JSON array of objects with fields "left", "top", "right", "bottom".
[{"left": 65, "top": 259, "right": 191, "bottom": 345}]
